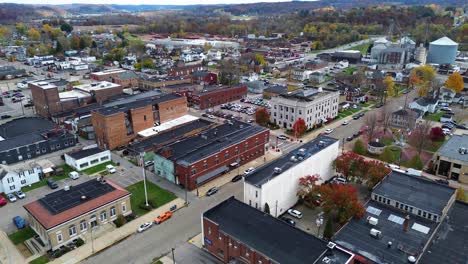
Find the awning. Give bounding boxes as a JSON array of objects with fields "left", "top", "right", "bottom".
[
  {"left": 42, "top": 168, "right": 54, "bottom": 174},
  {"left": 196, "top": 166, "right": 228, "bottom": 184}
]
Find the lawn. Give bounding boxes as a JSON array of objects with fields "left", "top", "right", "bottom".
[
  {"left": 343, "top": 67, "right": 357, "bottom": 75},
  {"left": 123, "top": 32, "right": 140, "bottom": 41},
  {"left": 337, "top": 108, "right": 361, "bottom": 119},
  {"left": 81, "top": 161, "right": 116, "bottom": 175},
  {"left": 8, "top": 226, "right": 36, "bottom": 245},
  {"left": 349, "top": 43, "right": 371, "bottom": 54},
  {"left": 425, "top": 139, "right": 446, "bottom": 153},
  {"left": 380, "top": 138, "right": 394, "bottom": 146},
  {"left": 29, "top": 255, "right": 49, "bottom": 264},
  {"left": 21, "top": 165, "right": 74, "bottom": 192},
  {"left": 424, "top": 111, "right": 445, "bottom": 122},
  {"left": 125, "top": 181, "right": 177, "bottom": 217}
]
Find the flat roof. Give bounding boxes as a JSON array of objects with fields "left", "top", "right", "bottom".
[
  {"left": 24, "top": 179, "right": 129, "bottom": 230},
  {"left": 204, "top": 197, "right": 345, "bottom": 264},
  {"left": 245, "top": 136, "right": 338, "bottom": 187},
  {"left": 96, "top": 94, "right": 182, "bottom": 116},
  {"left": 278, "top": 88, "right": 338, "bottom": 102},
  {"left": 334, "top": 200, "right": 437, "bottom": 264},
  {"left": 30, "top": 80, "right": 58, "bottom": 89},
  {"left": 161, "top": 121, "right": 267, "bottom": 165},
  {"left": 66, "top": 147, "right": 106, "bottom": 160},
  {"left": 137, "top": 115, "right": 199, "bottom": 138},
  {"left": 74, "top": 81, "right": 121, "bottom": 92},
  {"left": 373, "top": 172, "right": 455, "bottom": 215},
  {"left": 91, "top": 69, "right": 126, "bottom": 76},
  {"left": 420, "top": 201, "right": 468, "bottom": 264},
  {"left": 59, "top": 90, "right": 91, "bottom": 100},
  {"left": 437, "top": 134, "right": 468, "bottom": 162},
  {"left": 194, "top": 84, "right": 246, "bottom": 95},
  {"left": 129, "top": 119, "right": 213, "bottom": 153},
  {"left": 0, "top": 117, "right": 55, "bottom": 139}
]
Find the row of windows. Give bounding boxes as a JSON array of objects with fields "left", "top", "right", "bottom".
[{"left": 373, "top": 194, "right": 438, "bottom": 221}]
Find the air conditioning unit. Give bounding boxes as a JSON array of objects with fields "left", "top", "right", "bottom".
[
  {"left": 370, "top": 228, "right": 382, "bottom": 239},
  {"left": 274, "top": 167, "right": 282, "bottom": 174},
  {"left": 327, "top": 242, "right": 336, "bottom": 249},
  {"left": 367, "top": 216, "right": 379, "bottom": 226}
]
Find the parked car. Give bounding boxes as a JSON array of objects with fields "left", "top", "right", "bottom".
[
  {"left": 387, "top": 164, "right": 400, "bottom": 170},
  {"left": 332, "top": 177, "right": 347, "bottom": 185},
  {"left": 106, "top": 164, "right": 116, "bottom": 174},
  {"left": 440, "top": 107, "right": 452, "bottom": 112},
  {"left": 280, "top": 216, "right": 296, "bottom": 226},
  {"left": 277, "top": 135, "right": 288, "bottom": 140},
  {"left": 13, "top": 216, "right": 27, "bottom": 229},
  {"left": 342, "top": 120, "right": 349, "bottom": 126},
  {"left": 231, "top": 175, "right": 243, "bottom": 182},
  {"left": 0, "top": 195, "right": 7, "bottom": 206},
  {"left": 352, "top": 114, "right": 360, "bottom": 120},
  {"left": 137, "top": 222, "right": 153, "bottom": 233},
  {"left": 47, "top": 178, "right": 59, "bottom": 189},
  {"left": 324, "top": 129, "right": 334, "bottom": 134},
  {"left": 375, "top": 103, "right": 384, "bottom": 108},
  {"left": 346, "top": 136, "right": 354, "bottom": 141},
  {"left": 244, "top": 167, "right": 255, "bottom": 175},
  {"left": 144, "top": 160, "right": 154, "bottom": 167},
  {"left": 14, "top": 190, "right": 25, "bottom": 199},
  {"left": 206, "top": 187, "right": 219, "bottom": 196},
  {"left": 352, "top": 131, "right": 360, "bottom": 138},
  {"left": 435, "top": 178, "right": 449, "bottom": 185},
  {"left": 1, "top": 115, "right": 12, "bottom": 119},
  {"left": 287, "top": 209, "right": 303, "bottom": 219},
  {"left": 207, "top": 115, "right": 216, "bottom": 119},
  {"left": 154, "top": 211, "right": 172, "bottom": 224},
  {"left": 7, "top": 193, "right": 17, "bottom": 202},
  {"left": 69, "top": 171, "right": 80, "bottom": 180}
]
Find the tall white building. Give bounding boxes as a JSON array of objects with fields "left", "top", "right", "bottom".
[
  {"left": 243, "top": 136, "right": 339, "bottom": 216},
  {"left": 270, "top": 88, "right": 339, "bottom": 129}
]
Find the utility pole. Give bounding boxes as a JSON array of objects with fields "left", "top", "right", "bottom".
[
  {"left": 171, "top": 247, "right": 175, "bottom": 264},
  {"left": 140, "top": 152, "right": 149, "bottom": 207},
  {"left": 342, "top": 138, "right": 345, "bottom": 154},
  {"left": 184, "top": 172, "right": 188, "bottom": 205}
]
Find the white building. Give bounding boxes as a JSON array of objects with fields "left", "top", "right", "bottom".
[
  {"left": 270, "top": 88, "right": 339, "bottom": 129},
  {"left": 0, "top": 163, "right": 42, "bottom": 194},
  {"left": 64, "top": 147, "right": 111, "bottom": 172},
  {"left": 409, "top": 97, "right": 439, "bottom": 114},
  {"left": 244, "top": 136, "right": 339, "bottom": 216}
]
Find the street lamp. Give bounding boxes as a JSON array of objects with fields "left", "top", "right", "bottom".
[
  {"left": 316, "top": 217, "right": 324, "bottom": 237},
  {"left": 139, "top": 152, "right": 149, "bottom": 207}
]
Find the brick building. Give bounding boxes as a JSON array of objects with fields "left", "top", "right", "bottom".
[
  {"left": 168, "top": 64, "right": 204, "bottom": 77},
  {"left": 90, "top": 69, "right": 127, "bottom": 81},
  {"left": 92, "top": 94, "right": 188, "bottom": 150},
  {"left": 189, "top": 85, "right": 247, "bottom": 110},
  {"left": 139, "top": 75, "right": 193, "bottom": 91},
  {"left": 74, "top": 82, "right": 123, "bottom": 103},
  {"left": 153, "top": 121, "right": 269, "bottom": 190},
  {"left": 191, "top": 71, "right": 218, "bottom": 85},
  {"left": 202, "top": 197, "right": 355, "bottom": 264},
  {"left": 111, "top": 71, "right": 139, "bottom": 89}
]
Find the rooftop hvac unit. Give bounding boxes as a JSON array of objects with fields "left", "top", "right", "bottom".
[
  {"left": 367, "top": 216, "right": 379, "bottom": 226},
  {"left": 370, "top": 228, "right": 382, "bottom": 239},
  {"left": 327, "top": 242, "right": 336, "bottom": 249},
  {"left": 322, "top": 257, "right": 331, "bottom": 264},
  {"left": 290, "top": 156, "right": 298, "bottom": 162},
  {"left": 408, "top": 256, "right": 416, "bottom": 263},
  {"left": 274, "top": 167, "right": 282, "bottom": 174},
  {"left": 459, "top": 147, "right": 467, "bottom": 155}
]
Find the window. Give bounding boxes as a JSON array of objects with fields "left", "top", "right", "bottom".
[
  {"left": 144, "top": 115, "right": 147, "bottom": 121},
  {"left": 255, "top": 191, "right": 258, "bottom": 198},
  {"left": 122, "top": 203, "right": 127, "bottom": 213},
  {"left": 9, "top": 185, "right": 15, "bottom": 190},
  {"left": 69, "top": 225, "right": 77, "bottom": 237},
  {"left": 208, "top": 226, "right": 211, "bottom": 235},
  {"left": 225, "top": 152, "right": 229, "bottom": 160},
  {"left": 57, "top": 233, "right": 63, "bottom": 243},
  {"left": 80, "top": 220, "right": 87, "bottom": 232},
  {"left": 90, "top": 159, "right": 99, "bottom": 165},
  {"left": 255, "top": 203, "right": 258, "bottom": 208},
  {"left": 423, "top": 212, "right": 427, "bottom": 218},
  {"left": 418, "top": 210, "right": 422, "bottom": 216},
  {"left": 453, "top": 163, "right": 462, "bottom": 169},
  {"left": 191, "top": 168, "right": 197, "bottom": 175},
  {"left": 215, "top": 157, "right": 219, "bottom": 164},
  {"left": 110, "top": 206, "right": 116, "bottom": 217},
  {"left": 427, "top": 213, "right": 432, "bottom": 219},
  {"left": 101, "top": 156, "right": 109, "bottom": 161},
  {"left": 20, "top": 180, "right": 26, "bottom": 185},
  {"left": 433, "top": 215, "right": 438, "bottom": 221},
  {"left": 100, "top": 210, "right": 107, "bottom": 221},
  {"left": 395, "top": 202, "right": 399, "bottom": 208},
  {"left": 218, "top": 234, "right": 222, "bottom": 240},
  {"left": 203, "top": 162, "right": 208, "bottom": 170}
]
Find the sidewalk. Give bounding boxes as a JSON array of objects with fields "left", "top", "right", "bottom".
[
  {"left": 49, "top": 198, "right": 186, "bottom": 264},
  {"left": 0, "top": 230, "right": 27, "bottom": 264}
]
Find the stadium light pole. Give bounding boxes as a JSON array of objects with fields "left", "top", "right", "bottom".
[{"left": 140, "top": 152, "right": 149, "bottom": 207}]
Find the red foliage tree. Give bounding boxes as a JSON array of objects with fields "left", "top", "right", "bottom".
[
  {"left": 255, "top": 108, "right": 270, "bottom": 126},
  {"left": 334, "top": 152, "right": 366, "bottom": 180},
  {"left": 429, "top": 127, "right": 444, "bottom": 142},
  {"left": 318, "top": 184, "right": 365, "bottom": 223},
  {"left": 364, "top": 160, "right": 392, "bottom": 188},
  {"left": 292, "top": 118, "right": 307, "bottom": 138},
  {"left": 297, "top": 174, "right": 321, "bottom": 206}
]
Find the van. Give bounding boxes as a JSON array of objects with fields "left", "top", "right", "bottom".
[
  {"left": 69, "top": 171, "right": 80, "bottom": 180},
  {"left": 106, "top": 164, "right": 116, "bottom": 174}
]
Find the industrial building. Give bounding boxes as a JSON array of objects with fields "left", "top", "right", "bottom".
[
  {"left": 244, "top": 136, "right": 339, "bottom": 215},
  {"left": 64, "top": 147, "right": 112, "bottom": 172},
  {"left": 427, "top": 36, "right": 458, "bottom": 65}
]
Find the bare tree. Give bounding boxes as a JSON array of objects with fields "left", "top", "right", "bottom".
[
  {"left": 380, "top": 105, "right": 392, "bottom": 135},
  {"left": 366, "top": 112, "right": 378, "bottom": 141},
  {"left": 410, "top": 119, "right": 432, "bottom": 154}
]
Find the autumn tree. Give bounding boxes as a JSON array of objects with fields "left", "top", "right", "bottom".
[
  {"left": 297, "top": 174, "right": 321, "bottom": 207},
  {"left": 28, "top": 28, "right": 40, "bottom": 41},
  {"left": 70, "top": 36, "right": 81, "bottom": 50},
  {"left": 456, "top": 187, "right": 467, "bottom": 202},
  {"left": 383, "top": 76, "right": 396, "bottom": 97},
  {"left": 15, "top": 23, "right": 28, "bottom": 35},
  {"left": 0, "top": 26, "right": 11, "bottom": 41},
  {"left": 429, "top": 127, "right": 444, "bottom": 141},
  {"left": 445, "top": 72, "right": 464, "bottom": 93},
  {"left": 318, "top": 184, "right": 365, "bottom": 224},
  {"left": 364, "top": 160, "right": 391, "bottom": 188},
  {"left": 365, "top": 112, "right": 378, "bottom": 141},
  {"left": 409, "top": 120, "right": 432, "bottom": 154},
  {"left": 254, "top": 54, "right": 267, "bottom": 67},
  {"left": 409, "top": 65, "right": 435, "bottom": 97},
  {"left": 334, "top": 152, "right": 366, "bottom": 180},
  {"left": 352, "top": 139, "right": 366, "bottom": 155},
  {"left": 255, "top": 108, "right": 270, "bottom": 126},
  {"left": 292, "top": 118, "right": 307, "bottom": 138}
]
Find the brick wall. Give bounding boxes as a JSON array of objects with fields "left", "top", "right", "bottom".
[
  {"left": 192, "top": 85, "right": 247, "bottom": 110},
  {"left": 30, "top": 83, "right": 61, "bottom": 118},
  {"left": 157, "top": 96, "right": 188, "bottom": 123},
  {"left": 139, "top": 77, "right": 192, "bottom": 91},
  {"left": 93, "top": 85, "right": 124, "bottom": 103}
]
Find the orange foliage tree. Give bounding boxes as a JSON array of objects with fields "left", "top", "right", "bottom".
[
  {"left": 445, "top": 72, "right": 464, "bottom": 93},
  {"left": 292, "top": 118, "right": 307, "bottom": 137},
  {"left": 318, "top": 184, "right": 365, "bottom": 223}
]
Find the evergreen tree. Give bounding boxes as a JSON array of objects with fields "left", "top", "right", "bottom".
[{"left": 323, "top": 218, "right": 334, "bottom": 240}]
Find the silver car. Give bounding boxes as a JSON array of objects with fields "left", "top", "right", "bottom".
[{"left": 7, "top": 193, "right": 17, "bottom": 202}]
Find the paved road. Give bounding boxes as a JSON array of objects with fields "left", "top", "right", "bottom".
[{"left": 171, "top": 242, "right": 222, "bottom": 264}]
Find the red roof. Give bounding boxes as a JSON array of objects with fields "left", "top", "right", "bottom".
[{"left": 23, "top": 180, "right": 130, "bottom": 230}]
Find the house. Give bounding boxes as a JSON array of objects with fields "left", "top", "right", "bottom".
[
  {"left": 292, "top": 68, "right": 313, "bottom": 82},
  {"left": 409, "top": 97, "right": 438, "bottom": 114},
  {"left": 0, "top": 163, "right": 42, "bottom": 194},
  {"left": 334, "top": 171, "right": 456, "bottom": 264},
  {"left": 435, "top": 87, "right": 457, "bottom": 104},
  {"left": 309, "top": 70, "right": 326, "bottom": 84},
  {"left": 24, "top": 179, "right": 131, "bottom": 251},
  {"left": 244, "top": 136, "right": 339, "bottom": 214},
  {"left": 64, "top": 147, "right": 111, "bottom": 172},
  {"left": 153, "top": 121, "right": 269, "bottom": 190},
  {"left": 390, "top": 108, "right": 419, "bottom": 129},
  {"left": 338, "top": 102, "right": 350, "bottom": 112},
  {"left": 433, "top": 134, "right": 468, "bottom": 183},
  {"left": 191, "top": 71, "right": 218, "bottom": 85},
  {"left": 270, "top": 88, "right": 339, "bottom": 129},
  {"left": 202, "top": 196, "right": 355, "bottom": 264}
]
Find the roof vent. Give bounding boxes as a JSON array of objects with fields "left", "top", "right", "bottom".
[
  {"left": 81, "top": 195, "right": 87, "bottom": 200},
  {"left": 322, "top": 257, "right": 331, "bottom": 264},
  {"left": 274, "top": 167, "right": 282, "bottom": 174},
  {"left": 370, "top": 228, "right": 382, "bottom": 239},
  {"left": 459, "top": 147, "right": 467, "bottom": 155},
  {"left": 327, "top": 242, "right": 336, "bottom": 249},
  {"left": 290, "top": 156, "right": 298, "bottom": 162}
]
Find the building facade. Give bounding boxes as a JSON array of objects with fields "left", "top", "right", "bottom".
[
  {"left": 90, "top": 69, "right": 127, "bottom": 81},
  {"left": 433, "top": 135, "right": 468, "bottom": 183},
  {"left": 0, "top": 164, "right": 42, "bottom": 194},
  {"left": 189, "top": 85, "right": 247, "bottom": 110},
  {"left": 270, "top": 88, "right": 339, "bottom": 129},
  {"left": 65, "top": 147, "right": 112, "bottom": 172}
]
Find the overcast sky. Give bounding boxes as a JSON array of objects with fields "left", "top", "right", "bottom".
[{"left": 0, "top": 0, "right": 304, "bottom": 5}]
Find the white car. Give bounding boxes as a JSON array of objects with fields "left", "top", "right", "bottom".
[
  {"left": 14, "top": 190, "right": 26, "bottom": 199},
  {"left": 287, "top": 209, "right": 303, "bottom": 219},
  {"left": 207, "top": 115, "right": 216, "bottom": 119},
  {"left": 342, "top": 120, "right": 349, "bottom": 126},
  {"left": 277, "top": 135, "right": 288, "bottom": 140},
  {"left": 137, "top": 222, "right": 153, "bottom": 233},
  {"left": 387, "top": 164, "right": 400, "bottom": 170},
  {"left": 244, "top": 167, "right": 255, "bottom": 175},
  {"left": 106, "top": 164, "right": 117, "bottom": 174},
  {"left": 7, "top": 193, "right": 17, "bottom": 202},
  {"left": 332, "top": 177, "right": 347, "bottom": 185},
  {"left": 324, "top": 129, "right": 334, "bottom": 134},
  {"left": 69, "top": 171, "right": 80, "bottom": 180}
]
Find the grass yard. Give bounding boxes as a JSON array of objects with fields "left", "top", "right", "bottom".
[
  {"left": 81, "top": 161, "right": 116, "bottom": 175},
  {"left": 349, "top": 43, "right": 371, "bottom": 54},
  {"left": 343, "top": 67, "right": 357, "bottom": 75},
  {"left": 425, "top": 139, "right": 446, "bottom": 153},
  {"left": 29, "top": 255, "right": 49, "bottom": 264},
  {"left": 8, "top": 226, "right": 36, "bottom": 245},
  {"left": 380, "top": 138, "right": 394, "bottom": 146},
  {"left": 337, "top": 108, "right": 361, "bottom": 119},
  {"left": 125, "top": 181, "right": 177, "bottom": 217},
  {"left": 424, "top": 111, "right": 445, "bottom": 122},
  {"left": 22, "top": 165, "right": 74, "bottom": 192},
  {"left": 123, "top": 32, "right": 141, "bottom": 41}
]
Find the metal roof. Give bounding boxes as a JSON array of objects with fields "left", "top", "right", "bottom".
[{"left": 430, "top": 36, "right": 458, "bottom": 46}]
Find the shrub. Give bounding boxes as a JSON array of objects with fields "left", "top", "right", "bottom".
[
  {"left": 323, "top": 218, "right": 334, "bottom": 240},
  {"left": 138, "top": 203, "right": 152, "bottom": 212},
  {"left": 75, "top": 238, "right": 84, "bottom": 247},
  {"left": 114, "top": 215, "right": 127, "bottom": 228},
  {"left": 456, "top": 187, "right": 467, "bottom": 202},
  {"left": 353, "top": 139, "right": 366, "bottom": 155},
  {"left": 429, "top": 127, "right": 444, "bottom": 141}
]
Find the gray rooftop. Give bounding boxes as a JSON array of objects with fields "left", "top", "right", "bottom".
[
  {"left": 373, "top": 172, "right": 455, "bottom": 215},
  {"left": 334, "top": 200, "right": 437, "bottom": 264},
  {"left": 419, "top": 201, "right": 468, "bottom": 264},
  {"left": 437, "top": 134, "right": 468, "bottom": 163},
  {"left": 278, "top": 88, "right": 337, "bottom": 102},
  {"left": 0, "top": 117, "right": 55, "bottom": 139},
  {"left": 204, "top": 197, "right": 353, "bottom": 264},
  {"left": 413, "top": 97, "right": 438, "bottom": 106},
  {"left": 66, "top": 147, "right": 106, "bottom": 160},
  {"left": 245, "top": 136, "right": 338, "bottom": 187}
]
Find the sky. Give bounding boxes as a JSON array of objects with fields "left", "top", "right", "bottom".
[{"left": 0, "top": 0, "right": 304, "bottom": 5}]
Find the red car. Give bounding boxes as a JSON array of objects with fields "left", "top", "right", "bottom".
[{"left": 0, "top": 195, "right": 7, "bottom": 206}]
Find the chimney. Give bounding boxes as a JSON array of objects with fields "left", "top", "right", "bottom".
[{"left": 403, "top": 215, "right": 410, "bottom": 232}]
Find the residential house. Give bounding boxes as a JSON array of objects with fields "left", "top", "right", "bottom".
[
  {"left": 0, "top": 163, "right": 42, "bottom": 194},
  {"left": 390, "top": 109, "right": 419, "bottom": 129},
  {"left": 435, "top": 87, "right": 457, "bottom": 104},
  {"left": 409, "top": 97, "right": 438, "bottom": 114}
]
